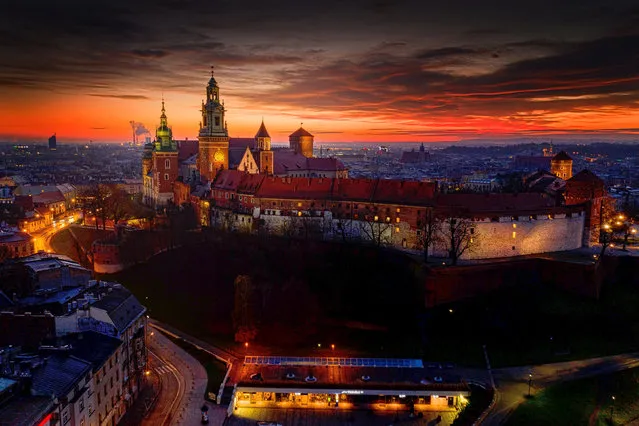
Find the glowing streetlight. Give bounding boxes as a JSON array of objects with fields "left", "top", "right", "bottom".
[
  {"left": 528, "top": 373, "right": 532, "bottom": 397},
  {"left": 611, "top": 395, "right": 616, "bottom": 422},
  {"left": 331, "top": 344, "right": 335, "bottom": 350}
]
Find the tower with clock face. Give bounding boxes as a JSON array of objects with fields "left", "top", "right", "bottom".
[{"left": 198, "top": 67, "right": 229, "bottom": 181}]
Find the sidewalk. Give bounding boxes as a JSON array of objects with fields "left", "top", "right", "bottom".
[
  {"left": 118, "top": 366, "right": 161, "bottom": 426},
  {"left": 150, "top": 328, "right": 228, "bottom": 426}
]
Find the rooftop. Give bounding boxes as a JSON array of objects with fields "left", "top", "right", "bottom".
[
  {"left": 66, "top": 331, "right": 122, "bottom": 370},
  {"left": 31, "top": 354, "right": 91, "bottom": 398}
]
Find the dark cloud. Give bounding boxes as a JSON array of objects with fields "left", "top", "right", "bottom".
[
  {"left": 89, "top": 94, "right": 150, "bottom": 100},
  {"left": 1, "top": 0, "right": 639, "bottom": 137},
  {"left": 131, "top": 49, "right": 170, "bottom": 58}
]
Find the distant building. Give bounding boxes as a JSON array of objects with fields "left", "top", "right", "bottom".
[
  {"left": 512, "top": 155, "right": 552, "bottom": 171},
  {"left": 400, "top": 143, "right": 431, "bottom": 164},
  {"left": 48, "top": 133, "right": 57, "bottom": 150},
  {"left": 0, "top": 228, "right": 35, "bottom": 259}
]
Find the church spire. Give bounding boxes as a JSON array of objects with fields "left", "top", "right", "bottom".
[{"left": 160, "top": 96, "right": 167, "bottom": 127}]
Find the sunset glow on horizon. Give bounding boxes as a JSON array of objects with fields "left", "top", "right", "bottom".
[{"left": 2, "top": 0, "right": 639, "bottom": 144}]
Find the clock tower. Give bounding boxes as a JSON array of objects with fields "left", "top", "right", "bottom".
[{"left": 198, "top": 66, "right": 229, "bottom": 181}]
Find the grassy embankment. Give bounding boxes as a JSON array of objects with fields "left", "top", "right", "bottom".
[
  {"left": 57, "top": 225, "right": 639, "bottom": 368},
  {"left": 507, "top": 367, "right": 639, "bottom": 425},
  {"left": 106, "top": 230, "right": 639, "bottom": 368}
]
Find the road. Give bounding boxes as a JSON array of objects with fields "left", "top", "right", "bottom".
[
  {"left": 481, "top": 351, "right": 639, "bottom": 425},
  {"left": 29, "top": 210, "right": 82, "bottom": 253},
  {"left": 144, "top": 326, "right": 228, "bottom": 426}
]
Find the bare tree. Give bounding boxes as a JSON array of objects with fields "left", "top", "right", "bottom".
[
  {"left": 105, "top": 185, "right": 131, "bottom": 226},
  {"left": 79, "top": 184, "right": 110, "bottom": 230},
  {"left": 439, "top": 216, "right": 476, "bottom": 265},
  {"left": 232, "top": 275, "right": 259, "bottom": 343},
  {"left": 278, "top": 215, "right": 299, "bottom": 243},
  {"left": 417, "top": 209, "right": 441, "bottom": 263},
  {"left": 359, "top": 206, "right": 393, "bottom": 247},
  {"left": 330, "top": 205, "right": 354, "bottom": 243}
]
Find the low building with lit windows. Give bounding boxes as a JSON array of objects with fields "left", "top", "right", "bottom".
[{"left": 227, "top": 356, "right": 469, "bottom": 418}]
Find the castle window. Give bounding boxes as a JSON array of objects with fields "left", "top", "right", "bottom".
[
  {"left": 215, "top": 117, "right": 220, "bottom": 127},
  {"left": 512, "top": 223, "right": 517, "bottom": 229},
  {"left": 395, "top": 227, "right": 400, "bottom": 233},
  {"left": 397, "top": 208, "right": 401, "bottom": 213},
  {"left": 470, "top": 227, "right": 475, "bottom": 234},
  {"left": 396, "top": 217, "right": 400, "bottom": 223},
  {"left": 512, "top": 231, "right": 517, "bottom": 239},
  {"left": 165, "top": 159, "right": 170, "bottom": 169},
  {"left": 164, "top": 173, "right": 169, "bottom": 181}
]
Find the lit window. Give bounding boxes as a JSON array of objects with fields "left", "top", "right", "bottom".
[
  {"left": 512, "top": 231, "right": 516, "bottom": 239},
  {"left": 396, "top": 208, "right": 401, "bottom": 213},
  {"left": 396, "top": 217, "right": 400, "bottom": 223},
  {"left": 164, "top": 173, "right": 169, "bottom": 181},
  {"left": 513, "top": 223, "right": 517, "bottom": 229},
  {"left": 395, "top": 227, "right": 400, "bottom": 233},
  {"left": 374, "top": 215, "right": 379, "bottom": 221}
]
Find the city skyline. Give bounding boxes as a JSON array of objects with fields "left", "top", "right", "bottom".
[{"left": 1, "top": 0, "right": 639, "bottom": 143}]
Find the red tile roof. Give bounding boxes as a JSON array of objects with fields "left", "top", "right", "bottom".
[
  {"left": 213, "top": 170, "right": 243, "bottom": 191},
  {"left": 374, "top": 180, "right": 436, "bottom": 205},
  {"left": 32, "top": 190, "right": 65, "bottom": 205},
  {"left": 237, "top": 173, "right": 265, "bottom": 194},
  {"left": 176, "top": 139, "right": 199, "bottom": 162},
  {"left": 257, "top": 176, "right": 333, "bottom": 200},
  {"left": 332, "top": 178, "right": 377, "bottom": 201},
  {"left": 568, "top": 169, "right": 603, "bottom": 184}
]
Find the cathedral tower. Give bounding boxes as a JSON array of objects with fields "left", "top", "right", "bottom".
[
  {"left": 151, "top": 100, "right": 178, "bottom": 206},
  {"left": 289, "top": 125, "right": 314, "bottom": 158},
  {"left": 197, "top": 67, "right": 229, "bottom": 181},
  {"left": 255, "top": 119, "right": 274, "bottom": 175}
]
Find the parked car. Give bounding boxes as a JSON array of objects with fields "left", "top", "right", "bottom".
[{"left": 433, "top": 376, "right": 443, "bottom": 383}]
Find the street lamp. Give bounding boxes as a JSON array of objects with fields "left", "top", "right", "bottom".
[
  {"left": 611, "top": 395, "right": 615, "bottom": 423},
  {"left": 528, "top": 373, "right": 532, "bottom": 397}
]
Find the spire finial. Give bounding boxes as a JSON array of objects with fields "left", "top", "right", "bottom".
[
  {"left": 300, "top": 122, "right": 303, "bottom": 128},
  {"left": 211, "top": 65, "right": 215, "bottom": 77}
]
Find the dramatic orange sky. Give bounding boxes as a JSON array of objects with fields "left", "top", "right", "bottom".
[{"left": 2, "top": 0, "right": 639, "bottom": 143}]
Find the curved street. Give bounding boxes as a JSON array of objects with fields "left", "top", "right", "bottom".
[{"left": 143, "top": 326, "right": 228, "bottom": 426}]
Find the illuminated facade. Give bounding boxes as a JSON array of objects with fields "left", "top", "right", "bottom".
[
  {"left": 289, "top": 126, "right": 314, "bottom": 158},
  {"left": 209, "top": 170, "right": 588, "bottom": 260},
  {"left": 197, "top": 68, "right": 229, "bottom": 181},
  {"left": 227, "top": 356, "right": 469, "bottom": 418},
  {"left": 550, "top": 151, "right": 573, "bottom": 180}
]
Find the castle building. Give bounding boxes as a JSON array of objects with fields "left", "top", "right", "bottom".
[
  {"left": 208, "top": 170, "right": 587, "bottom": 260},
  {"left": 289, "top": 126, "right": 314, "bottom": 158},
  {"left": 143, "top": 100, "right": 178, "bottom": 207},
  {"left": 550, "top": 151, "right": 573, "bottom": 180},
  {"left": 236, "top": 120, "right": 348, "bottom": 179},
  {"left": 197, "top": 67, "right": 229, "bottom": 181},
  {"left": 565, "top": 169, "right": 613, "bottom": 245}
]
